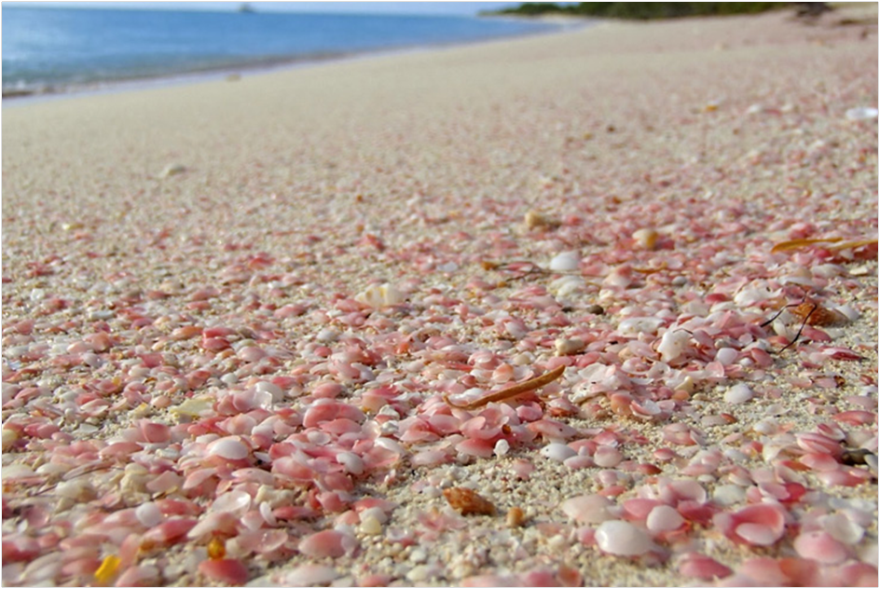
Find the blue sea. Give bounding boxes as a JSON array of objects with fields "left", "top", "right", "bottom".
[{"left": 2, "top": 6, "right": 565, "bottom": 97}]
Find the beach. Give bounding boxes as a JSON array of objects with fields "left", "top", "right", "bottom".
[{"left": 2, "top": 5, "right": 878, "bottom": 587}]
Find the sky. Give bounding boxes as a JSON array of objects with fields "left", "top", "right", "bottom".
[{"left": 4, "top": 1, "right": 522, "bottom": 16}]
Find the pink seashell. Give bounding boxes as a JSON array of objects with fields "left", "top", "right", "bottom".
[
  {"left": 563, "top": 455, "right": 594, "bottom": 470},
  {"left": 455, "top": 437, "right": 496, "bottom": 458},
  {"left": 145, "top": 471, "right": 182, "bottom": 494},
  {"left": 319, "top": 417, "right": 362, "bottom": 435},
  {"left": 411, "top": 449, "right": 452, "bottom": 467},
  {"left": 272, "top": 456, "right": 315, "bottom": 482},
  {"left": 187, "top": 512, "right": 239, "bottom": 540},
  {"left": 358, "top": 573, "right": 393, "bottom": 587},
  {"left": 522, "top": 568, "right": 559, "bottom": 586},
  {"left": 527, "top": 419, "right": 577, "bottom": 441},
  {"left": 511, "top": 458, "right": 534, "bottom": 480},
  {"left": 516, "top": 402, "right": 544, "bottom": 422},
  {"left": 714, "top": 503, "right": 785, "bottom": 546},
  {"left": 298, "top": 530, "right": 358, "bottom": 559},
  {"left": 659, "top": 478, "right": 708, "bottom": 505},
  {"left": 99, "top": 441, "right": 142, "bottom": 459},
  {"left": 796, "top": 432, "right": 843, "bottom": 456},
  {"left": 621, "top": 498, "right": 662, "bottom": 522},
  {"left": 142, "top": 518, "right": 197, "bottom": 546},
  {"left": 593, "top": 446, "right": 623, "bottom": 467},
  {"left": 286, "top": 564, "right": 341, "bottom": 586},
  {"left": 138, "top": 420, "right": 171, "bottom": 444},
  {"left": 115, "top": 564, "right": 160, "bottom": 587},
  {"left": 832, "top": 410, "right": 876, "bottom": 425},
  {"left": 201, "top": 337, "right": 230, "bottom": 352},
  {"left": 198, "top": 558, "right": 249, "bottom": 585},
  {"left": 678, "top": 553, "right": 732, "bottom": 580},
  {"left": 800, "top": 452, "right": 840, "bottom": 471},
  {"left": 311, "top": 382, "right": 343, "bottom": 398},
  {"left": 793, "top": 531, "right": 848, "bottom": 564},
  {"left": 738, "top": 557, "right": 789, "bottom": 585},
  {"left": 460, "top": 415, "right": 502, "bottom": 440},
  {"left": 427, "top": 413, "right": 460, "bottom": 435},
  {"left": 832, "top": 562, "right": 879, "bottom": 587},
  {"left": 302, "top": 401, "right": 365, "bottom": 427},
  {"left": 816, "top": 466, "right": 871, "bottom": 487},
  {"left": 676, "top": 501, "right": 716, "bottom": 527},
  {"left": 740, "top": 557, "right": 823, "bottom": 586}
]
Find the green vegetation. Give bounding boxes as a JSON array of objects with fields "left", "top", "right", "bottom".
[{"left": 483, "top": 2, "right": 794, "bottom": 20}]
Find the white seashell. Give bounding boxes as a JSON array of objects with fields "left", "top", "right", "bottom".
[
  {"left": 595, "top": 521, "right": 654, "bottom": 556},
  {"left": 560, "top": 494, "right": 613, "bottom": 524},
  {"left": 646, "top": 505, "right": 684, "bottom": 533},
  {"left": 355, "top": 283, "right": 406, "bottom": 309},
  {"left": 255, "top": 381, "right": 284, "bottom": 403},
  {"left": 845, "top": 107, "right": 879, "bottom": 121},
  {"left": 541, "top": 442, "right": 576, "bottom": 462},
  {"left": 359, "top": 506, "right": 389, "bottom": 525},
  {"left": 315, "top": 328, "right": 339, "bottom": 343},
  {"left": 724, "top": 383, "right": 753, "bottom": 404},
  {"left": 657, "top": 329, "right": 690, "bottom": 363},
  {"left": 284, "top": 564, "right": 340, "bottom": 587},
  {"left": 210, "top": 490, "right": 252, "bottom": 514},
  {"left": 374, "top": 436, "right": 404, "bottom": 455},
  {"left": 734, "top": 286, "right": 776, "bottom": 307},
  {"left": 715, "top": 347, "right": 738, "bottom": 366},
  {"left": 136, "top": 502, "right": 164, "bottom": 528},
  {"left": 713, "top": 484, "right": 746, "bottom": 506},
  {"left": 549, "top": 251, "right": 580, "bottom": 272},
  {"left": 618, "top": 317, "right": 664, "bottom": 336},
  {"left": 207, "top": 436, "right": 249, "bottom": 460},
  {"left": 821, "top": 513, "right": 864, "bottom": 545},
  {"left": 494, "top": 439, "right": 510, "bottom": 457},
  {"left": 549, "top": 275, "right": 585, "bottom": 297},
  {"left": 337, "top": 451, "right": 365, "bottom": 475},
  {"left": 834, "top": 303, "right": 860, "bottom": 322}
]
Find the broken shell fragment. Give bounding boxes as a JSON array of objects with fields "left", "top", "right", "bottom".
[
  {"left": 632, "top": 228, "right": 659, "bottom": 250},
  {"left": 443, "top": 487, "right": 496, "bottom": 516},
  {"left": 555, "top": 337, "right": 586, "bottom": 356}
]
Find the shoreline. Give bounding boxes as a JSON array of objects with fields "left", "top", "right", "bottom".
[
  {"left": 2, "top": 16, "right": 578, "bottom": 106},
  {"left": 2, "top": 5, "right": 877, "bottom": 588}
]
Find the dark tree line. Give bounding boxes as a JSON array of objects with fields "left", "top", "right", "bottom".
[{"left": 484, "top": 3, "right": 801, "bottom": 20}]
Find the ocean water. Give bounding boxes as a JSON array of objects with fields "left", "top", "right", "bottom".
[{"left": 2, "top": 6, "right": 564, "bottom": 97}]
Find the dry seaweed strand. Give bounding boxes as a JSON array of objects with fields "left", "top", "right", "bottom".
[
  {"left": 443, "top": 364, "right": 566, "bottom": 410},
  {"left": 777, "top": 303, "right": 816, "bottom": 354}
]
